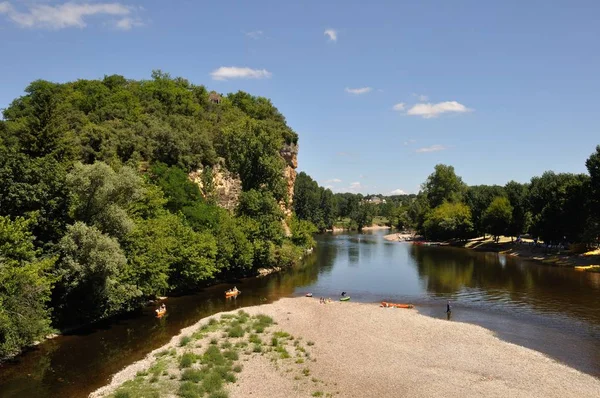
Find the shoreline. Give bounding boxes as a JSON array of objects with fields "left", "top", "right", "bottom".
[
  {"left": 91, "top": 298, "right": 600, "bottom": 398},
  {"left": 384, "top": 233, "right": 600, "bottom": 270}
]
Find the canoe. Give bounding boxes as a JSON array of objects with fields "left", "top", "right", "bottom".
[
  {"left": 574, "top": 265, "right": 600, "bottom": 271},
  {"left": 305, "top": 293, "right": 313, "bottom": 297},
  {"left": 225, "top": 290, "right": 241, "bottom": 297},
  {"left": 340, "top": 296, "right": 350, "bottom": 301},
  {"left": 155, "top": 308, "right": 166, "bottom": 318},
  {"left": 380, "top": 301, "right": 414, "bottom": 309}
]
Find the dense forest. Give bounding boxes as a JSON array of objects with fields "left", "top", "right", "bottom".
[{"left": 0, "top": 72, "right": 315, "bottom": 359}]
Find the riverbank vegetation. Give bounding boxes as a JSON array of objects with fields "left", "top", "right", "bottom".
[
  {"left": 0, "top": 72, "right": 312, "bottom": 359},
  {"left": 405, "top": 147, "right": 600, "bottom": 247},
  {"left": 94, "top": 310, "right": 328, "bottom": 398}
]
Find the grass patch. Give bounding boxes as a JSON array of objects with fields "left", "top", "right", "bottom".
[
  {"left": 221, "top": 341, "right": 232, "bottom": 349},
  {"left": 201, "top": 372, "right": 223, "bottom": 393},
  {"left": 179, "top": 352, "right": 200, "bottom": 369},
  {"left": 227, "top": 324, "right": 245, "bottom": 338},
  {"left": 234, "top": 341, "right": 248, "bottom": 348},
  {"left": 148, "top": 359, "right": 167, "bottom": 377},
  {"left": 312, "top": 392, "right": 324, "bottom": 397},
  {"left": 223, "top": 349, "right": 239, "bottom": 361},
  {"left": 252, "top": 344, "right": 262, "bottom": 353},
  {"left": 271, "top": 337, "right": 279, "bottom": 347},
  {"left": 248, "top": 334, "right": 262, "bottom": 344},
  {"left": 208, "top": 391, "right": 229, "bottom": 398},
  {"left": 210, "top": 338, "right": 218, "bottom": 345},
  {"left": 220, "top": 314, "right": 236, "bottom": 320},
  {"left": 179, "top": 381, "right": 203, "bottom": 398},
  {"left": 180, "top": 336, "right": 192, "bottom": 347},
  {"left": 154, "top": 349, "right": 170, "bottom": 358},
  {"left": 273, "top": 331, "right": 290, "bottom": 339},
  {"left": 254, "top": 314, "right": 273, "bottom": 326},
  {"left": 302, "top": 368, "right": 311, "bottom": 377},
  {"left": 233, "top": 364, "right": 243, "bottom": 373},
  {"left": 202, "top": 345, "right": 226, "bottom": 367},
  {"left": 112, "top": 377, "right": 160, "bottom": 398},
  {"left": 295, "top": 358, "right": 304, "bottom": 364},
  {"left": 181, "top": 368, "right": 204, "bottom": 383},
  {"left": 307, "top": 341, "right": 315, "bottom": 346},
  {"left": 275, "top": 346, "right": 290, "bottom": 359}
]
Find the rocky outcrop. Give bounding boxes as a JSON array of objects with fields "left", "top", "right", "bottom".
[
  {"left": 188, "top": 144, "right": 298, "bottom": 224},
  {"left": 188, "top": 163, "right": 242, "bottom": 212},
  {"left": 279, "top": 143, "right": 298, "bottom": 235}
]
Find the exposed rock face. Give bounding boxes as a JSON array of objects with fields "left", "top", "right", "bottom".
[
  {"left": 188, "top": 163, "right": 242, "bottom": 212},
  {"left": 280, "top": 144, "right": 298, "bottom": 236},
  {"left": 188, "top": 144, "right": 298, "bottom": 229}
]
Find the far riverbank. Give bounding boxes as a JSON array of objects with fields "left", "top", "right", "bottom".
[
  {"left": 384, "top": 233, "right": 600, "bottom": 270},
  {"left": 91, "top": 298, "right": 600, "bottom": 398}
]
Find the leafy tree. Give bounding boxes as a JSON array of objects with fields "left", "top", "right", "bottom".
[
  {"left": 66, "top": 162, "right": 145, "bottom": 239},
  {"left": 528, "top": 172, "right": 589, "bottom": 243},
  {"left": 0, "top": 216, "right": 55, "bottom": 358},
  {"left": 422, "top": 202, "right": 473, "bottom": 241},
  {"left": 54, "top": 222, "right": 137, "bottom": 325},
  {"left": 290, "top": 217, "right": 318, "bottom": 248},
  {"left": 237, "top": 190, "right": 284, "bottom": 243},
  {"left": 504, "top": 181, "right": 531, "bottom": 238},
  {"left": 422, "top": 164, "right": 467, "bottom": 208},
  {"left": 482, "top": 197, "right": 513, "bottom": 241},
  {"left": 149, "top": 162, "right": 202, "bottom": 213},
  {"left": 352, "top": 203, "right": 375, "bottom": 231},
  {"left": 585, "top": 146, "right": 600, "bottom": 243},
  {"left": 465, "top": 185, "right": 506, "bottom": 237}
]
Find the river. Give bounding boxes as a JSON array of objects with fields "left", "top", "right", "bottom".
[{"left": 1, "top": 230, "right": 599, "bottom": 397}]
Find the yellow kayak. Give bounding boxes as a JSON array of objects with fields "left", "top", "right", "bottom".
[{"left": 574, "top": 265, "right": 600, "bottom": 271}]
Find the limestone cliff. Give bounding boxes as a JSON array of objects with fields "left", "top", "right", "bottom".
[
  {"left": 188, "top": 163, "right": 242, "bottom": 212},
  {"left": 188, "top": 143, "right": 298, "bottom": 223}
]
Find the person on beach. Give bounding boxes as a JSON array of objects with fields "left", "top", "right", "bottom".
[
  {"left": 446, "top": 301, "right": 452, "bottom": 320},
  {"left": 341, "top": 291, "right": 347, "bottom": 297}
]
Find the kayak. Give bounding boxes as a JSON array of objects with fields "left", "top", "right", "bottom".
[
  {"left": 305, "top": 293, "right": 313, "bottom": 297},
  {"left": 574, "top": 265, "right": 600, "bottom": 271},
  {"left": 340, "top": 296, "right": 350, "bottom": 301},
  {"left": 225, "top": 289, "right": 241, "bottom": 297},
  {"left": 380, "top": 301, "right": 413, "bottom": 309}
]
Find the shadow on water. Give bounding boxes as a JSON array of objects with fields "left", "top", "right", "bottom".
[{"left": 1, "top": 230, "right": 599, "bottom": 397}]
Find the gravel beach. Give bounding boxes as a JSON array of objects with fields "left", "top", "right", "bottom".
[{"left": 91, "top": 298, "right": 600, "bottom": 398}]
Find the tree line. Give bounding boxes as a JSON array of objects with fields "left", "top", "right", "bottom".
[
  {"left": 406, "top": 149, "right": 600, "bottom": 244},
  {"left": 0, "top": 72, "right": 312, "bottom": 359}
]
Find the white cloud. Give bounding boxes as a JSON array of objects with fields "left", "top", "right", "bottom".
[
  {"left": 415, "top": 144, "right": 448, "bottom": 153},
  {"left": 392, "top": 102, "right": 405, "bottom": 111},
  {"left": 245, "top": 30, "right": 263, "bottom": 39},
  {"left": 390, "top": 189, "right": 406, "bottom": 195},
  {"left": 115, "top": 17, "right": 143, "bottom": 30},
  {"left": 345, "top": 87, "right": 372, "bottom": 95},
  {"left": 407, "top": 101, "right": 472, "bottom": 119},
  {"left": 0, "top": 1, "right": 137, "bottom": 30},
  {"left": 325, "top": 178, "right": 342, "bottom": 183},
  {"left": 210, "top": 66, "right": 272, "bottom": 81},
  {"left": 324, "top": 29, "right": 337, "bottom": 42}
]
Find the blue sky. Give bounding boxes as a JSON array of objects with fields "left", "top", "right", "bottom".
[{"left": 1, "top": 0, "right": 599, "bottom": 194}]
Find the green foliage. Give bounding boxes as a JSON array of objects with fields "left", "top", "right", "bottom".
[
  {"left": 293, "top": 172, "right": 336, "bottom": 230},
  {"left": 465, "top": 185, "right": 506, "bottom": 236},
  {"left": 290, "top": 217, "right": 317, "bottom": 248},
  {"left": 55, "top": 222, "right": 139, "bottom": 325},
  {"left": 0, "top": 216, "right": 55, "bottom": 359},
  {"left": 423, "top": 164, "right": 467, "bottom": 208},
  {"left": 482, "top": 197, "right": 513, "bottom": 239},
  {"left": 504, "top": 181, "right": 531, "bottom": 238},
  {"left": 423, "top": 202, "right": 473, "bottom": 241}
]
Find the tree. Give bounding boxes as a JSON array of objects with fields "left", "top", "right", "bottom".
[
  {"left": 422, "top": 202, "right": 473, "bottom": 241},
  {"left": 422, "top": 164, "right": 467, "bottom": 208},
  {"left": 0, "top": 216, "right": 55, "bottom": 359},
  {"left": 54, "top": 222, "right": 138, "bottom": 325},
  {"left": 585, "top": 146, "right": 600, "bottom": 244},
  {"left": 504, "top": 181, "right": 531, "bottom": 238},
  {"left": 464, "top": 185, "right": 506, "bottom": 237},
  {"left": 66, "top": 162, "right": 145, "bottom": 240},
  {"left": 482, "top": 197, "right": 513, "bottom": 241}
]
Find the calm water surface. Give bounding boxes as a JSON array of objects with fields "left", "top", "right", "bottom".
[{"left": 1, "top": 230, "right": 599, "bottom": 397}]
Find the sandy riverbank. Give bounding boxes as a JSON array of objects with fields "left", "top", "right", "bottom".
[
  {"left": 384, "top": 232, "right": 414, "bottom": 241},
  {"left": 91, "top": 298, "right": 600, "bottom": 398}
]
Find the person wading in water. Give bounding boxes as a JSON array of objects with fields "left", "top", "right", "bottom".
[{"left": 446, "top": 300, "right": 452, "bottom": 320}]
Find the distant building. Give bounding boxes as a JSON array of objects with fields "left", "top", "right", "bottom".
[
  {"left": 364, "top": 197, "right": 386, "bottom": 204},
  {"left": 209, "top": 92, "right": 222, "bottom": 104}
]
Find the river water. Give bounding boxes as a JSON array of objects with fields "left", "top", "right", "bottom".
[{"left": 1, "top": 230, "right": 599, "bottom": 397}]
